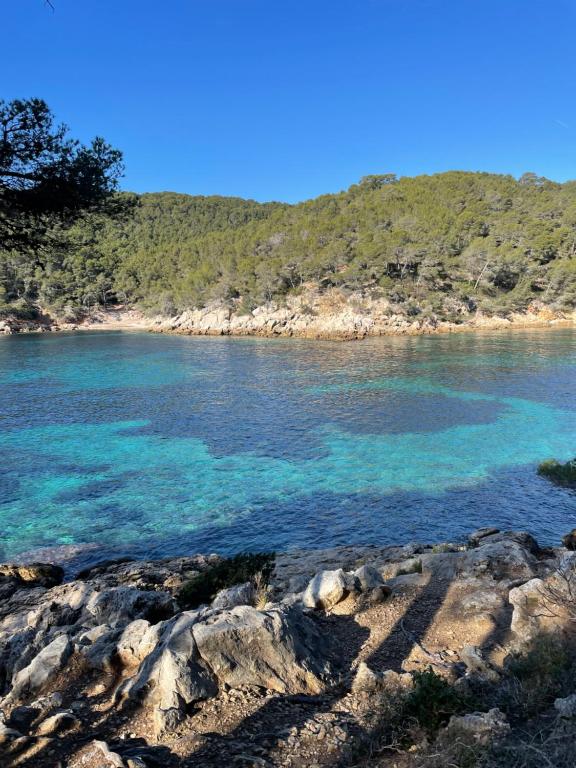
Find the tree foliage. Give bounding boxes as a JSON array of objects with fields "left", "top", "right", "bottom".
[
  {"left": 4, "top": 163, "right": 576, "bottom": 320},
  {"left": 0, "top": 98, "right": 129, "bottom": 315}
]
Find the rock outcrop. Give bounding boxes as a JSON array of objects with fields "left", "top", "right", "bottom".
[
  {"left": 0, "top": 528, "right": 574, "bottom": 766},
  {"left": 150, "top": 290, "right": 575, "bottom": 341}
]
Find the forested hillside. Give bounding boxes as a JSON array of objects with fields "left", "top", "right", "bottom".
[{"left": 3, "top": 171, "right": 576, "bottom": 322}]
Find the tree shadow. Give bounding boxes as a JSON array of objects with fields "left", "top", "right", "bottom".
[
  {"left": 6, "top": 560, "right": 515, "bottom": 767},
  {"left": 175, "top": 571, "right": 456, "bottom": 767}
]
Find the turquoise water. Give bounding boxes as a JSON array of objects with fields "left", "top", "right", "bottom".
[{"left": 0, "top": 329, "right": 575, "bottom": 570}]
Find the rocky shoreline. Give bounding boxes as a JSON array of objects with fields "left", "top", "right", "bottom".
[
  {"left": 1, "top": 291, "right": 574, "bottom": 341},
  {"left": 150, "top": 290, "right": 576, "bottom": 341},
  {"left": 2, "top": 527, "right": 576, "bottom": 767}
]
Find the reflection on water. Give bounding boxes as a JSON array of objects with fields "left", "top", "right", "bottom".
[{"left": 0, "top": 328, "right": 575, "bottom": 567}]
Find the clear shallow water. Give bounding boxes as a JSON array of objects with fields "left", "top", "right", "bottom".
[{"left": 0, "top": 329, "right": 575, "bottom": 570}]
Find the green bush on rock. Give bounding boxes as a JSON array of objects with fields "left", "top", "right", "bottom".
[
  {"left": 537, "top": 458, "right": 576, "bottom": 488},
  {"left": 178, "top": 552, "right": 275, "bottom": 609}
]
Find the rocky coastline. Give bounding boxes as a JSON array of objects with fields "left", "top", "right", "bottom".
[
  {"left": 2, "top": 527, "right": 576, "bottom": 767},
  {"left": 1, "top": 290, "right": 574, "bottom": 341}
]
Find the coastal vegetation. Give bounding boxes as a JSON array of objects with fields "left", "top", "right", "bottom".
[
  {"left": 3, "top": 131, "right": 576, "bottom": 325},
  {"left": 538, "top": 458, "right": 576, "bottom": 488},
  {"left": 0, "top": 97, "right": 128, "bottom": 319},
  {"left": 178, "top": 551, "right": 274, "bottom": 609}
]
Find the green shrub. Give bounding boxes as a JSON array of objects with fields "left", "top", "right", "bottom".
[
  {"left": 178, "top": 552, "right": 275, "bottom": 609},
  {"left": 397, "top": 559, "right": 423, "bottom": 576},
  {"left": 537, "top": 458, "right": 576, "bottom": 488},
  {"left": 403, "top": 668, "right": 473, "bottom": 735},
  {"left": 498, "top": 633, "right": 575, "bottom": 718}
]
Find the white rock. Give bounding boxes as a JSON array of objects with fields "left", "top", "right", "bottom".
[
  {"left": 353, "top": 565, "right": 383, "bottom": 591},
  {"left": 444, "top": 708, "right": 510, "bottom": 744},
  {"left": 7, "top": 634, "right": 72, "bottom": 703},
  {"left": 302, "top": 569, "right": 353, "bottom": 610},
  {"left": 212, "top": 581, "right": 255, "bottom": 610},
  {"left": 0, "top": 721, "right": 23, "bottom": 745},
  {"left": 555, "top": 693, "right": 576, "bottom": 717},
  {"left": 35, "top": 710, "right": 78, "bottom": 736},
  {"left": 93, "top": 739, "right": 125, "bottom": 768},
  {"left": 460, "top": 645, "right": 500, "bottom": 682}
]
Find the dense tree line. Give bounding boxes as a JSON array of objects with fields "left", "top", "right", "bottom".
[{"left": 3, "top": 168, "right": 576, "bottom": 321}]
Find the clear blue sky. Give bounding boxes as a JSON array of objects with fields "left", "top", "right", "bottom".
[{"left": 4, "top": 0, "right": 576, "bottom": 202}]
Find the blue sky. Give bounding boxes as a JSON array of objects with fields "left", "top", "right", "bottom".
[{"left": 3, "top": 0, "right": 576, "bottom": 201}]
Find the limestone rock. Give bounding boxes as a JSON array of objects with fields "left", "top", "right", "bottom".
[
  {"left": 0, "top": 563, "right": 64, "bottom": 588},
  {"left": 367, "top": 585, "right": 392, "bottom": 604},
  {"left": 461, "top": 589, "right": 506, "bottom": 615},
  {"left": 461, "top": 539, "right": 536, "bottom": 581},
  {"left": 468, "top": 528, "right": 500, "bottom": 547},
  {"left": 84, "top": 586, "right": 175, "bottom": 626},
  {"left": 0, "top": 721, "right": 24, "bottom": 745},
  {"left": 460, "top": 645, "right": 500, "bottom": 682},
  {"left": 118, "top": 610, "right": 217, "bottom": 733},
  {"left": 554, "top": 693, "right": 576, "bottom": 717},
  {"left": 212, "top": 581, "right": 255, "bottom": 610},
  {"left": 76, "top": 553, "right": 220, "bottom": 594},
  {"left": 379, "top": 557, "right": 423, "bottom": 580},
  {"left": 193, "top": 605, "right": 332, "bottom": 695},
  {"left": 509, "top": 578, "right": 545, "bottom": 642},
  {"left": 353, "top": 564, "right": 383, "bottom": 591},
  {"left": 302, "top": 569, "right": 355, "bottom": 610},
  {"left": 508, "top": 576, "right": 569, "bottom": 642},
  {"left": 35, "top": 710, "right": 78, "bottom": 735},
  {"left": 351, "top": 662, "right": 382, "bottom": 693},
  {"left": 6, "top": 634, "right": 72, "bottom": 704},
  {"left": 7, "top": 705, "right": 39, "bottom": 732},
  {"left": 93, "top": 739, "right": 126, "bottom": 768},
  {"left": 477, "top": 530, "right": 540, "bottom": 555},
  {"left": 444, "top": 708, "right": 510, "bottom": 745},
  {"left": 562, "top": 529, "right": 576, "bottom": 550},
  {"left": 115, "top": 619, "right": 159, "bottom": 669}
]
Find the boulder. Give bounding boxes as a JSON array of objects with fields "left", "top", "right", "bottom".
[
  {"left": 444, "top": 708, "right": 509, "bottom": 745},
  {"left": 555, "top": 693, "right": 576, "bottom": 717},
  {"left": 352, "top": 663, "right": 413, "bottom": 693},
  {"left": 302, "top": 569, "right": 355, "bottom": 610},
  {"left": 35, "top": 710, "right": 78, "bottom": 736},
  {"left": 118, "top": 611, "right": 218, "bottom": 734},
  {"left": 0, "top": 563, "right": 64, "bottom": 588},
  {"left": 116, "top": 619, "right": 159, "bottom": 669},
  {"left": 460, "top": 645, "right": 500, "bottom": 683},
  {"left": 508, "top": 578, "right": 545, "bottom": 642},
  {"left": 7, "top": 691, "right": 63, "bottom": 731},
  {"left": 351, "top": 662, "right": 382, "bottom": 693},
  {"left": 76, "top": 553, "right": 220, "bottom": 594},
  {"left": 468, "top": 528, "right": 500, "bottom": 547},
  {"left": 5, "top": 634, "right": 72, "bottom": 704},
  {"left": 460, "top": 539, "right": 536, "bottom": 581},
  {"left": 193, "top": 605, "right": 332, "bottom": 695},
  {"left": 212, "top": 581, "right": 255, "bottom": 610},
  {"left": 0, "top": 721, "right": 24, "bottom": 746},
  {"left": 367, "top": 585, "right": 392, "bottom": 604},
  {"left": 562, "top": 530, "right": 576, "bottom": 551},
  {"left": 508, "top": 574, "right": 571, "bottom": 642},
  {"left": 379, "top": 557, "right": 423, "bottom": 580},
  {"left": 353, "top": 565, "right": 384, "bottom": 591},
  {"left": 79, "top": 619, "right": 162, "bottom": 672},
  {"left": 92, "top": 740, "right": 125, "bottom": 768},
  {"left": 460, "top": 589, "right": 506, "bottom": 616},
  {"left": 84, "top": 586, "right": 175, "bottom": 626},
  {"left": 7, "top": 706, "right": 39, "bottom": 732},
  {"left": 476, "top": 531, "right": 540, "bottom": 555}
]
